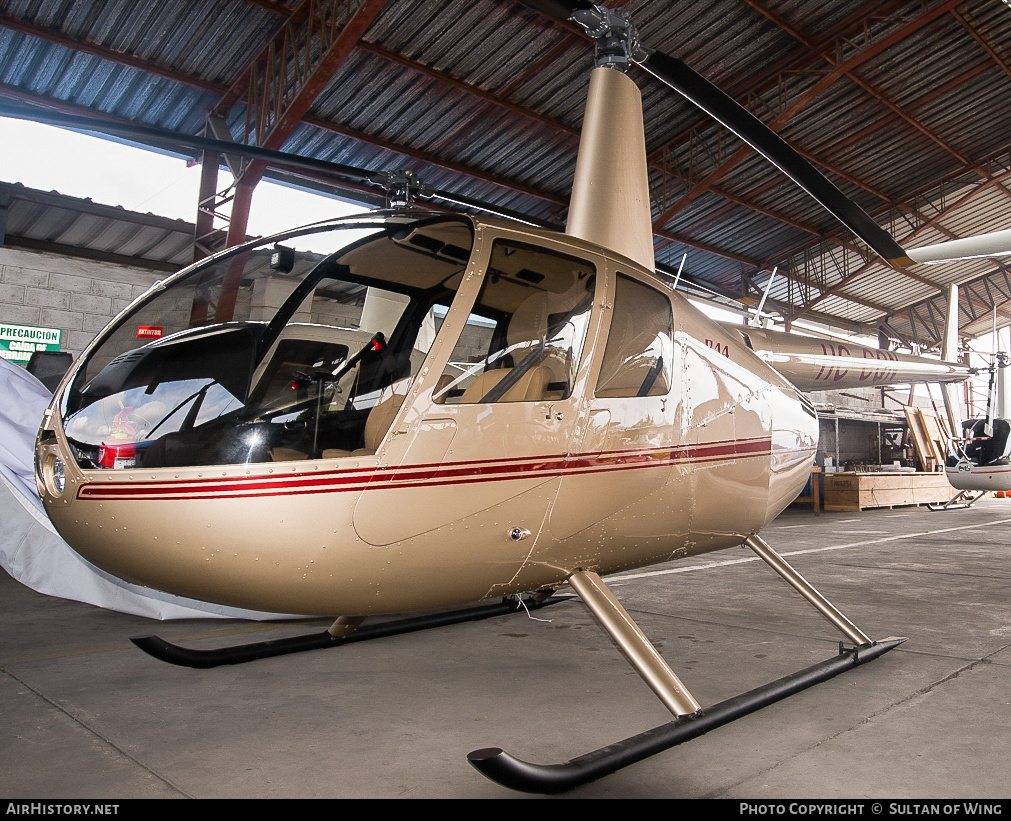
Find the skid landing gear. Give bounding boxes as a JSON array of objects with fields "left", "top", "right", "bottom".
[
  {"left": 131, "top": 593, "right": 574, "bottom": 669},
  {"left": 469, "top": 534, "right": 904, "bottom": 793},
  {"left": 928, "top": 489, "right": 986, "bottom": 511},
  {"left": 469, "top": 638, "right": 903, "bottom": 794}
]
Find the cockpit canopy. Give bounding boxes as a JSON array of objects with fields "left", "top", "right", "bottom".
[
  {"left": 57, "top": 212, "right": 601, "bottom": 471},
  {"left": 61, "top": 214, "right": 475, "bottom": 469}
]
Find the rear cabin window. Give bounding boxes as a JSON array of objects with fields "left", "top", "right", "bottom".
[{"left": 595, "top": 275, "right": 674, "bottom": 398}]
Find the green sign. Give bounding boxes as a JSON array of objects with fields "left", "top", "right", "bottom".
[{"left": 0, "top": 323, "right": 62, "bottom": 365}]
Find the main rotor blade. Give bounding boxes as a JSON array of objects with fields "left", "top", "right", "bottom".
[
  {"left": 514, "top": 0, "right": 914, "bottom": 269},
  {"left": 636, "top": 51, "right": 912, "bottom": 268},
  {"left": 0, "top": 100, "right": 376, "bottom": 187},
  {"left": 0, "top": 100, "right": 564, "bottom": 228},
  {"left": 511, "top": 0, "right": 592, "bottom": 19}
]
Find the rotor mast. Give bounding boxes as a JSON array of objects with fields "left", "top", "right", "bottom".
[{"left": 565, "top": 6, "right": 656, "bottom": 272}]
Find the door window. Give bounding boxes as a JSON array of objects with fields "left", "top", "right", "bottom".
[{"left": 434, "top": 239, "right": 596, "bottom": 404}]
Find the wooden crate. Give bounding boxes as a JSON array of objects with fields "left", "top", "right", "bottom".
[
  {"left": 903, "top": 407, "right": 949, "bottom": 471},
  {"left": 822, "top": 471, "right": 951, "bottom": 511}
]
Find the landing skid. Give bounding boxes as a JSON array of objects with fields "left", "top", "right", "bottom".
[
  {"left": 131, "top": 593, "right": 575, "bottom": 669},
  {"left": 470, "top": 534, "right": 904, "bottom": 793},
  {"left": 469, "top": 637, "right": 904, "bottom": 794},
  {"left": 928, "top": 489, "right": 987, "bottom": 511}
]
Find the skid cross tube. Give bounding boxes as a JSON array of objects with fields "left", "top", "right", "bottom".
[
  {"left": 928, "top": 489, "right": 986, "bottom": 511},
  {"left": 469, "top": 637, "right": 904, "bottom": 793},
  {"left": 131, "top": 594, "right": 575, "bottom": 669}
]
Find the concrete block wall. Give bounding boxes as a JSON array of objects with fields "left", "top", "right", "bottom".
[
  {"left": 808, "top": 386, "right": 884, "bottom": 411},
  {"left": 0, "top": 247, "right": 162, "bottom": 362}
]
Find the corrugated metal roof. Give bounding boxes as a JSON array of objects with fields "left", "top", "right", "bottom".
[
  {"left": 1, "top": 180, "right": 203, "bottom": 271},
  {"left": 1, "top": 0, "right": 1010, "bottom": 347}
]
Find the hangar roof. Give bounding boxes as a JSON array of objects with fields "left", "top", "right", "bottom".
[
  {"left": 2, "top": 0, "right": 1011, "bottom": 349},
  {"left": 0, "top": 181, "right": 199, "bottom": 272}
]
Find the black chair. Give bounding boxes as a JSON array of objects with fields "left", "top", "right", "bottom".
[
  {"left": 961, "top": 417, "right": 1011, "bottom": 467},
  {"left": 26, "top": 351, "right": 73, "bottom": 393}
]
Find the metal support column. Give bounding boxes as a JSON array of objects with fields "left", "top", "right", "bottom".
[
  {"left": 192, "top": 149, "right": 223, "bottom": 263},
  {"left": 213, "top": 181, "right": 256, "bottom": 324}
]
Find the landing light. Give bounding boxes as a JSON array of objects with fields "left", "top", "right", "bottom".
[{"left": 45, "top": 454, "right": 65, "bottom": 497}]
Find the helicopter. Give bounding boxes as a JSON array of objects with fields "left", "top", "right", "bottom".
[
  {"left": 937, "top": 361, "right": 1011, "bottom": 509},
  {"left": 930, "top": 296, "right": 1011, "bottom": 511},
  {"left": 19, "top": 0, "right": 1008, "bottom": 793}
]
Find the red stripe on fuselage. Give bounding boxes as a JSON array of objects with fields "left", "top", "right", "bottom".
[{"left": 76, "top": 437, "right": 791, "bottom": 501}]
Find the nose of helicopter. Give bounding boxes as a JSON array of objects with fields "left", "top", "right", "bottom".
[{"left": 35, "top": 448, "right": 361, "bottom": 616}]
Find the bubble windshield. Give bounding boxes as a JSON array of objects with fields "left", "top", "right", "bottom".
[{"left": 61, "top": 215, "right": 474, "bottom": 470}]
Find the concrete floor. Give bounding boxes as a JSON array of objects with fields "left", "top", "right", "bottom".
[{"left": 2, "top": 498, "right": 1010, "bottom": 799}]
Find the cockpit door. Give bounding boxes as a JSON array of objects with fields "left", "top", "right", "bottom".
[{"left": 352, "top": 228, "right": 601, "bottom": 557}]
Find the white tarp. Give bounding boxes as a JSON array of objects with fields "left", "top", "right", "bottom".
[{"left": 0, "top": 358, "right": 289, "bottom": 620}]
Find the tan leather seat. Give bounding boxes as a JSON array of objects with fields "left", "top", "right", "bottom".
[
  {"left": 321, "top": 391, "right": 406, "bottom": 459},
  {"left": 459, "top": 365, "right": 551, "bottom": 403},
  {"left": 269, "top": 446, "right": 310, "bottom": 462},
  {"left": 451, "top": 294, "right": 555, "bottom": 404},
  {"left": 503, "top": 286, "right": 589, "bottom": 401}
]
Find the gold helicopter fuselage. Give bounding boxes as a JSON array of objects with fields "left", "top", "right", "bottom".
[
  {"left": 35, "top": 211, "right": 817, "bottom": 617},
  {"left": 35, "top": 67, "right": 818, "bottom": 617}
]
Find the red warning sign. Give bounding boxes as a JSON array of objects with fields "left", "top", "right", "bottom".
[{"left": 137, "top": 326, "right": 163, "bottom": 339}]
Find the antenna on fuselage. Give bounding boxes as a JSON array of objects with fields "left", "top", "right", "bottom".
[
  {"left": 671, "top": 253, "right": 687, "bottom": 290},
  {"left": 748, "top": 268, "right": 777, "bottom": 328}
]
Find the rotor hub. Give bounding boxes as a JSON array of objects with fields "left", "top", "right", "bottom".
[
  {"left": 371, "top": 169, "right": 432, "bottom": 208},
  {"left": 571, "top": 4, "right": 651, "bottom": 71}
]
